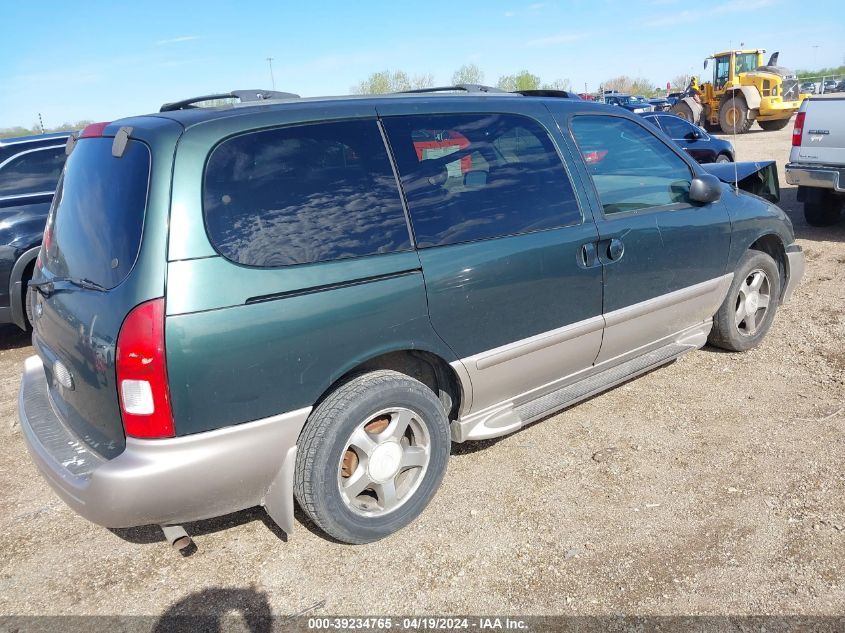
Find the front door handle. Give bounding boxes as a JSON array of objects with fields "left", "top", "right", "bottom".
[{"left": 607, "top": 238, "right": 624, "bottom": 261}]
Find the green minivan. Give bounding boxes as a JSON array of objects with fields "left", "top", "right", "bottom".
[{"left": 19, "top": 88, "right": 804, "bottom": 546}]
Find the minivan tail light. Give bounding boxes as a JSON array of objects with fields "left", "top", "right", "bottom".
[
  {"left": 116, "top": 298, "right": 174, "bottom": 438},
  {"left": 792, "top": 112, "right": 805, "bottom": 147},
  {"left": 79, "top": 121, "right": 111, "bottom": 138}
]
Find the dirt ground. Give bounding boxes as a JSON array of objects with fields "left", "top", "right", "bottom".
[{"left": 0, "top": 121, "right": 842, "bottom": 622}]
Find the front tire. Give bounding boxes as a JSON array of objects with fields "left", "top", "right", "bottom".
[
  {"left": 719, "top": 96, "right": 754, "bottom": 134},
  {"left": 715, "top": 153, "right": 732, "bottom": 163},
  {"left": 708, "top": 250, "right": 781, "bottom": 352},
  {"left": 294, "top": 370, "right": 451, "bottom": 544}
]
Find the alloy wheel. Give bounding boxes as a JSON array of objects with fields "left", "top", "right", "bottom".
[
  {"left": 337, "top": 407, "right": 431, "bottom": 517},
  {"left": 734, "top": 269, "right": 771, "bottom": 336}
]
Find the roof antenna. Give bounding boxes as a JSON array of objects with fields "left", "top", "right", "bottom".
[
  {"left": 732, "top": 116, "right": 739, "bottom": 193},
  {"left": 266, "top": 57, "right": 276, "bottom": 90},
  {"left": 728, "top": 56, "right": 739, "bottom": 193}
]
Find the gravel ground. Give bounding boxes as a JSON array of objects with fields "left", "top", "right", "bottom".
[{"left": 0, "top": 122, "right": 842, "bottom": 621}]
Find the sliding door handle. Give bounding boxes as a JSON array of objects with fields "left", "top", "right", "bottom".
[{"left": 607, "top": 238, "right": 624, "bottom": 261}]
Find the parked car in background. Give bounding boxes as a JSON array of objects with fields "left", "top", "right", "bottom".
[
  {"left": 641, "top": 112, "right": 735, "bottom": 163},
  {"left": 0, "top": 132, "right": 68, "bottom": 330},
  {"left": 648, "top": 97, "right": 672, "bottom": 111},
  {"left": 604, "top": 93, "right": 654, "bottom": 113},
  {"left": 667, "top": 92, "right": 682, "bottom": 105},
  {"left": 786, "top": 97, "right": 845, "bottom": 226},
  {"left": 836, "top": 79, "right": 845, "bottom": 92},
  {"left": 800, "top": 81, "right": 818, "bottom": 94},
  {"left": 822, "top": 79, "right": 837, "bottom": 94},
  {"left": 19, "top": 88, "right": 803, "bottom": 548}
]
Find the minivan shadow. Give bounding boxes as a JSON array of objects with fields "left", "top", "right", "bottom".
[
  {"left": 0, "top": 325, "right": 31, "bottom": 351},
  {"left": 109, "top": 506, "right": 289, "bottom": 548}
]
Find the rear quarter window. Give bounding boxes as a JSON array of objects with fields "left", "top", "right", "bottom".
[{"left": 203, "top": 119, "right": 411, "bottom": 267}]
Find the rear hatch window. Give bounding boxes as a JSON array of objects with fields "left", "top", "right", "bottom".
[
  {"left": 43, "top": 137, "right": 150, "bottom": 288},
  {"left": 33, "top": 135, "right": 152, "bottom": 458}
]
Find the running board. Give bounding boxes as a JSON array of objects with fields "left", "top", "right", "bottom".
[{"left": 451, "top": 342, "right": 694, "bottom": 442}]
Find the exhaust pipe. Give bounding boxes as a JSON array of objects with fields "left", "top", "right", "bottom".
[{"left": 161, "top": 524, "right": 194, "bottom": 552}]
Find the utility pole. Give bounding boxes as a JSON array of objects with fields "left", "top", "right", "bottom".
[
  {"left": 266, "top": 57, "right": 276, "bottom": 90},
  {"left": 37, "top": 113, "right": 45, "bottom": 134}
]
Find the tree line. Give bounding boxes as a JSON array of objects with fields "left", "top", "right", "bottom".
[
  {"left": 795, "top": 65, "right": 845, "bottom": 79},
  {"left": 351, "top": 64, "right": 574, "bottom": 94},
  {"left": 0, "top": 120, "right": 92, "bottom": 140},
  {"left": 351, "top": 64, "right": 704, "bottom": 97}
]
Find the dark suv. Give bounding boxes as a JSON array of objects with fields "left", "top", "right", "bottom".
[
  {"left": 641, "top": 112, "right": 735, "bottom": 163},
  {"left": 0, "top": 132, "right": 68, "bottom": 329},
  {"left": 19, "top": 87, "right": 804, "bottom": 547}
]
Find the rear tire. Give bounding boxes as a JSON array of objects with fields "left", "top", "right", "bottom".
[
  {"left": 758, "top": 118, "right": 791, "bottom": 131},
  {"left": 804, "top": 193, "right": 843, "bottom": 226},
  {"left": 294, "top": 370, "right": 451, "bottom": 544},
  {"left": 24, "top": 285, "right": 35, "bottom": 329},
  {"left": 708, "top": 250, "right": 781, "bottom": 352},
  {"left": 719, "top": 96, "right": 754, "bottom": 134}
]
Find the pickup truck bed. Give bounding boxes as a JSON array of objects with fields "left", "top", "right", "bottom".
[{"left": 785, "top": 96, "right": 845, "bottom": 226}]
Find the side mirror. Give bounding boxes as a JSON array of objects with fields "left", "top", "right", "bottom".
[
  {"left": 689, "top": 174, "right": 722, "bottom": 204},
  {"left": 685, "top": 130, "right": 701, "bottom": 140},
  {"left": 703, "top": 59, "right": 709, "bottom": 70}
]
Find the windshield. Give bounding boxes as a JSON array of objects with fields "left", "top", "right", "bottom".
[{"left": 43, "top": 137, "right": 151, "bottom": 290}]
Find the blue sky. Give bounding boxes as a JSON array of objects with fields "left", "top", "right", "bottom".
[{"left": 1, "top": 0, "right": 842, "bottom": 129}]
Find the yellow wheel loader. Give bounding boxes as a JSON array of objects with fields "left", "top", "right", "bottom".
[{"left": 671, "top": 50, "right": 808, "bottom": 134}]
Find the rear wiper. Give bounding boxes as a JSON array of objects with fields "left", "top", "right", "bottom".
[
  {"left": 68, "top": 277, "right": 108, "bottom": 292},
  {"left": 30, "top": 276, "right": 107, "bottom": 295}
]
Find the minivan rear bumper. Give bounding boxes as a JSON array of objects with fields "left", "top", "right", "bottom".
[{"left": 18, "top": 355, "right": 310, "bottom": 533}]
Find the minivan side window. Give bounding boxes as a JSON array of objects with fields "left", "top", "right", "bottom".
[
  {"left": 0, "top": 146, "right": 65, "bottom": 198},
  {"left": 204, "top": 120, "right": 411, "bottom": 267},
  {"left": 383, "top": 113, "right": 580, "bottom": 248},
  {"left": 570, "top": 116, "right": 693, "bottom": 215}
]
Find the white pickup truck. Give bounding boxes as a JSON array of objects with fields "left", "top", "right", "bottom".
[{"left": 786, "top": 97, "right": 845, "bottom": 226}]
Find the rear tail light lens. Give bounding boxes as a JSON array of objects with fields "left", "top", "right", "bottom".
[
  {"left": 116, "top": 298, "right": 174, "bottom": 438},
  {"left": 792, "top": 112, "right": 805, "bottom": 146},
  {"left": 36, "top": 220, "right": 53, "bottom": 268}
]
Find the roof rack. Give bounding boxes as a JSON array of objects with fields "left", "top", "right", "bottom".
[
  {"left": 515, "top": 89, "right": 580, "bottom": 99},
  {"left": 398, "top": 84, "right": 507, "bottom": 94},
  {"left": 159, "top": 89, "right": 300, "bottom": 112}
]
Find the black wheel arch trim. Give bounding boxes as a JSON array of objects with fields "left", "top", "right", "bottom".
[{"left": 8, "top": 245, "right": 40, "bottom": 329}]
